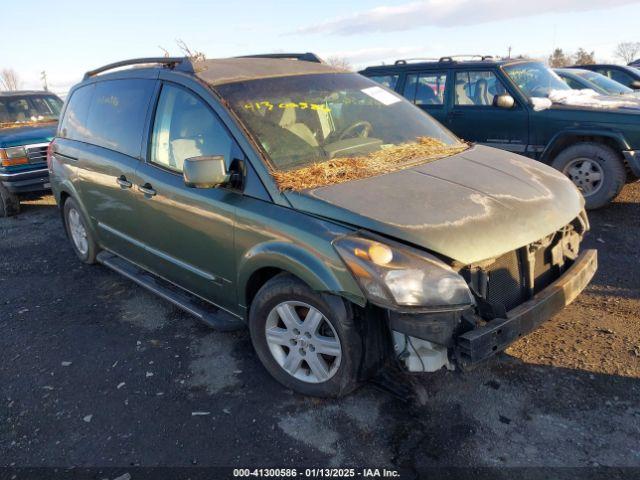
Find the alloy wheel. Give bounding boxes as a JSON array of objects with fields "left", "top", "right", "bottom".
[
  {"left": 264, "top": 301, "right": 342, "bottom": 383},
  {"left": 563, "top": 157, "right": 604, "bottom": 197},
  {"left": 68, "top": 208, "right": 89, "bottom": 256}
]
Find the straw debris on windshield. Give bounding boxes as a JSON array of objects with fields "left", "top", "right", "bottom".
[{"left": 271, "top": 137, "right": 468, "bottom": 191}]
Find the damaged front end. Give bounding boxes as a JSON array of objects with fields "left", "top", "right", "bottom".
[{"left": 386, "top": 211, "right": 597, "bottom": 373}]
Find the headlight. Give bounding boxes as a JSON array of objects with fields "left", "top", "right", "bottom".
[
  {"left": 0, "top": 146, "right": 29, "bottom": 167},
  {"left": 333, "top": 234, "right": 473, "bottom": 310}
]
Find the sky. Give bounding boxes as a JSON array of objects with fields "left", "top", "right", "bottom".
[{"left": 2, "top": 0, "right": 640, "bottom": 96}]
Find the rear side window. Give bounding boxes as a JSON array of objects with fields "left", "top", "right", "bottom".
[
  {"left": 84, "top": 79, "right": 155, "bottom": 157},
  {"left": 59, "top": 85, "right": 94, "bottom": 140},
  {"left": 403, "top": 72, "right": 447, "bottom": 105},
  {"left": 367, "top": 74, "right": 399, "bottom": 90},
  {"left": 608, "top": 69, "right": 633, "bottom": 87},
  {"left": 561, "top": 76, "right": 584, "bottom": 90}
]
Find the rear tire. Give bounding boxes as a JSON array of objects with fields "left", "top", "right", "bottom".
[
  {"left": 0, "top": 184, "right": 20, "bottom": 217},
  {"left": 63, "top": 197, "right": 98, "bottom": 264},
  {"left": 551, "top": 142, "right": 626, "bottom": 210},
  {"left": 249, "top": 274, "right": 364, "bottom": 397}
]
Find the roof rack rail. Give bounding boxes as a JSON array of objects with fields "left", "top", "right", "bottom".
[
  {"left": 394, "top": 57, "right": 440, "bottom": 65},
  {"left": 438, "top": 55, "right": 494, "bottom": 62},
  {"left": 83, "top": 57, "right": 193, "bottom": 80},
  {"left": 236, "top": 52, "right": 323, "bottom": 63}
]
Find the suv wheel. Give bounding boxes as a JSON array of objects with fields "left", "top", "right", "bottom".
[
  {"left": 552, "top": 142, "right": 626, "bottom": 209},
  {"left": 0, "top": 184, "right": 20, "bottom": 217},
  {"left": 249, "top": 274, "right": 364, "bottom": 397},
  {"left": 63, "top": 197, "right": 98, "bottom": 264}
]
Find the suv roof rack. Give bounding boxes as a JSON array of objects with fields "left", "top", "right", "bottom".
[
  {"left": 394, "top": 57, "right": 440, "bottom": 65},
  {"left": 438, "top": 55, "right": 494, "bottom": 62},
  {"left": 236, "top": 52, "right": 323, "bottom": 63},
  {"left": 83, "top": 57, "right": 194, "bottom": 80}
]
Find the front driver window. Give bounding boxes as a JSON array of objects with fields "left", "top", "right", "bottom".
[
  {"left": 454, "top": 71, "right": 508, "bottom": 106},
  {"left": 150, "top": 84, "right": 234, "bottom": 173}
]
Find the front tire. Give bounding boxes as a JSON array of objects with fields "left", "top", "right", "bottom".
[
  {"left": 63, "top": 197, "right": 98, "bottom": 264},
  {"left": 0, "top": 184, "right": 20, "bottom": 217},
  {"left": 552, "top": 142, "right": 626, "bottom": 210},
  {"left": 249, "top": 274, "right": 363, "bottom": 397}
]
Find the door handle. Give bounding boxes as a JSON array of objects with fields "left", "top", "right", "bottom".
[
  {"left": 116, "top": 175, "right": 132, "bottom": 189},
  {"left": 448, "top": 110, "right": 464, "bottom": 118},
  {"left": 138, "top": 183, "right": 157, "bottom": 197}
]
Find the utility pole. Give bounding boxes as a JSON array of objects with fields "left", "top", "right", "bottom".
[
  {"left": 508, "top": 46, "right": 512, "bottom": 59},
  {"left": 41, "top": 71, "right": 48, "bottom": 91}
]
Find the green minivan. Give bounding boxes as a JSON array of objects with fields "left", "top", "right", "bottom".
[{"left": 49, "top": 56, "right": 597, "bottom": 397}]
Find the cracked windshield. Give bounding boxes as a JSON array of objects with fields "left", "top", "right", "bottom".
[{"left": 217, "top": 73, "right": 467, "bottom": 189}]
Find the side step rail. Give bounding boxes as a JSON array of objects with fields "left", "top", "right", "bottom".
[{"left": 97, "top": 251, "right": 244, "bottom": 332}]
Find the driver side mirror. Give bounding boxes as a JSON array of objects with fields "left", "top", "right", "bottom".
[
  {"left": 630, "top": 80, "right": 640, "bottom": 89},
  {"left": 183, "top": 155, "right": 229, "bottom": 189},
  {"left": 494, "top": 94, "right": 515, "bottom": 109}
]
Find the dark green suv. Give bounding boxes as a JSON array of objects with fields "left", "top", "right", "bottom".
[
  {"left": 361, "top": 56, "right": 640, "bottom": 209},
  {"left": 49, "top": 56, "right": 596, "bottom": 397}
]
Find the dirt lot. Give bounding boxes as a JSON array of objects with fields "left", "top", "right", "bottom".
[{"left": 1, "top": 183, "right": 639, "bottom": 477}]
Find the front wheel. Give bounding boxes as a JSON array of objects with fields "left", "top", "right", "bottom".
[
  {"left": 0, "top": 184, "right": 20, "bottom": 217},
  {"left": 249, "top": 274, "right": 364, "bottom": 397},
  {"left": 552, "top": 142, "right": 626, "bottom": 210}
]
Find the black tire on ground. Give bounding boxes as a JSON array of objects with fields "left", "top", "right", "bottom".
[
  {"left": 0, "top": 183, "right": 20, "bottom": 217},
  {"left": 63, "top": 197, "right": 98, "bottom": 264},
  {"left": 551, "top": 142, "right": 626, "bottom": 210},
  {"left": 249, "top": 273, "right": 364, "bottom": 397}
]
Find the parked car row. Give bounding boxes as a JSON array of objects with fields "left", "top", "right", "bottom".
[
  {"left": 42, "top": 54, "right": 600, "bottom": 397},
  {"left": 361, "top": 56, "right": 640, "bottom": 209}
]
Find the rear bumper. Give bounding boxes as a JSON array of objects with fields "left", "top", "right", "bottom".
[
  {"left": 623, "top": 150, "right": 640, "bottom": 178},
  {"left": 455, "top": 249, "right": 597, "bottom": 365},
  {"left": 0, "top": 167, "right": 50, "bottom": 194}
]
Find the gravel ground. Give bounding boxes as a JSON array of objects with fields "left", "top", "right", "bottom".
[{"left": 1, "top": 183, "right": 639, "bottom": 478}]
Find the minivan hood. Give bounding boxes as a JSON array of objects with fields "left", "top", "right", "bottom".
[
  {"left": 0, "top": 123, "right": 57, "bottom": 148},
  {"left": 285, "top": 145, "right": 584, "bottom": 265}
]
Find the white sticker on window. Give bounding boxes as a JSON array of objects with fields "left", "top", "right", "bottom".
[{"left": 361, "top": 86, "right": 402, "bottom": 106}]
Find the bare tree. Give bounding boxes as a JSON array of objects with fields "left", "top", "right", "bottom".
[
  {"left": 0, "top": 69, "right": 21, "bottom": 91},
  {"left": 573, "top": 48, "right": 595, "bottom": 65},
  {"left": 614, "top": 42, "right": 640, "bottom": 64},
  {"left": 324, "top": 56, "right": 353, "bottom": 71},
  {"left": 548, "top": 48, "right": 570, "bottom": 68}
]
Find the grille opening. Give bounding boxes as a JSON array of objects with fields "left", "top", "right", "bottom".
[{"left": 485, "top": 250, "right": 526, "bottom": 312}]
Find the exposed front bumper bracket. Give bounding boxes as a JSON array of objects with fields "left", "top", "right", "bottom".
[{"left": 455, "top": 249, "right": 597, "bottom": 366}]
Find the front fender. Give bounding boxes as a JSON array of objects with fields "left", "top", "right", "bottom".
[
  {"left": 542, "top": 128, "right": 630, "bottom": 161},
  {"left": 237, "top": 241, "right": 366, "bottom": 309}
]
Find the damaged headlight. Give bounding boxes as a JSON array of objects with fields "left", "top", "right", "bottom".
[{"left": 333, "top": 234, "right": 474, "bottom": 310}]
